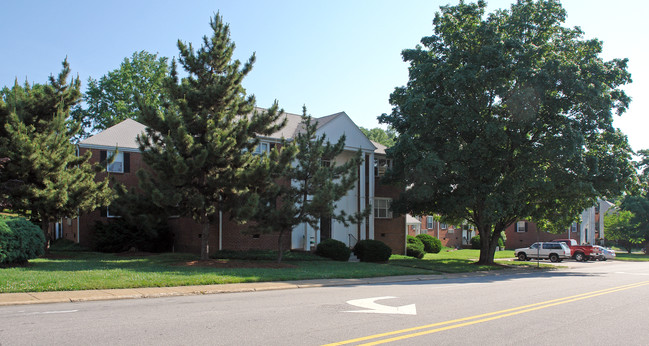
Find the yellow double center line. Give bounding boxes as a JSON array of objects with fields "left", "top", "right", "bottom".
[{"left": 324, "top": 280, "right": 649, "bottom": 346}]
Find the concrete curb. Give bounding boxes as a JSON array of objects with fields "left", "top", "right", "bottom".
[{"left": 0, "top": 267, "right": 540, "bottom": 306}]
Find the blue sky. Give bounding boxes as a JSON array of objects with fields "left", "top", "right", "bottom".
[{"left": 2, "top": 0, "right": 647, "bottom": 151}]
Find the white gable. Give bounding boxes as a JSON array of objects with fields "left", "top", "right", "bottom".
[{"left": 315, "top": 112, "right": 376, "bottom": 152}]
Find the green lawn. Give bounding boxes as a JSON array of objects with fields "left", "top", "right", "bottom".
[
  {"left": 614, "top": 252, "right": 649, "bottom": 261},
  {"left": 0, "top": 248, "right": 532, "bottom": 293},
  {"left": 0, "top": 251, "right": 434, "bottom": 293}
]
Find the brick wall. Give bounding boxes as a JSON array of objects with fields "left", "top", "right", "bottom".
[
  {"left": 504, "top": 221, "right": 570, "bottom": 249},
  {"left": 59, "top": 147, "right": 144, "bottom": 248},
  {"left": 375, "top": 216, "right": 406, "bottom": 255}
]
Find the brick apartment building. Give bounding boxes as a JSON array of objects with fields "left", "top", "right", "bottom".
[{"left": 53, "top": 111, "right": 408, "bottom": 255}]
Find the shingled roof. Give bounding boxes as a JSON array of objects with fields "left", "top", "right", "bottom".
[
  {"left": 80, "top": 110, "right": 373, "bottom": 152},
  {"left": 79, "top": 118, "right": 147, "bottom": 150}
]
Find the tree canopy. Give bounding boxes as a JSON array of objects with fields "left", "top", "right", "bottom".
[
  {"left": 360, "top": 127, "right": 397, "bottom": 148},
  {"left": 604, "top": 209, "right": 643, "bottom": 253},
  {"left": 137, "top": 13, "right": 285, "bottom": 260},
  {"left": 72, "top": 50, "right": 169, "bottom": 138},
  {"left": 0, "top": 60, "right": 112, "bottom": 240},
  {"left": 379, "top": 0, "right": 635, "bottom": 264}
]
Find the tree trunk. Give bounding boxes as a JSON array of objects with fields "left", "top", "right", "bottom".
[
  {"left": 200, "top": 214, "right": 210, "bottom": 260},
  {"left": 277, "top": 230, "right": 285, "bottom": 263},
  {"left": 40, "top": 218, "right": 50, "bottom": 251},
  {"left": 477, "top": 224, "right": 496, "bottom": 265}
]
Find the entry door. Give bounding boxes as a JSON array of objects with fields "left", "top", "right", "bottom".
[{"left": 320, "top": 217, "right": 332, "bottom": 241}]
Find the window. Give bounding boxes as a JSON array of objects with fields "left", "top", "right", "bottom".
[
  {"left": 516, "top": 221, "right": 527, "bottom": 232},
  {"left": 374, "top": 158, "right": 392, "bottom": 177},
  {"left": 426, "top": 216, "right": 433, "bottom": 229},
  {"left": 440, "top": 223, "right": 447, "bottom": 229},
  {"left": 253, "top": 142, "right": 269, "bottom": 155},
  {"left": 570, "top": 223, "right": 577, "bottom": 233},
  {"left": 107, "top": 152, "right": 124, "bottom": 173},
  {"left": 106, "top": 207, "right": 120, "bottom": 218},
  {"left": 100, "top": 150, "right": 129, "bottom": 173},
  {"left": 543, "top": 243, "right": 561, "bottom": 250},
  {"left": 374, "top": 198, "right": 392, "bottom": 218}
]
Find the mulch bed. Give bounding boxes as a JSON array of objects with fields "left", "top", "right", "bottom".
[
  {"left": 40, "top": 252, "right": 74, "bottom": 260},
  {"left": 179, "top": 259, "right": 298, "bottom": 269}
]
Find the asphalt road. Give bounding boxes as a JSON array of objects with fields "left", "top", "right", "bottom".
[{"left": 1, "top": 260, "right": 648, "bottom": 345}]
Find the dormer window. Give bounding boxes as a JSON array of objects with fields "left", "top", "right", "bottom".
[{"left": 253, "top": 142, "right": 269, "bottom": 155}]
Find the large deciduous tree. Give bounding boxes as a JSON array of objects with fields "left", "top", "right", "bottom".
[
  {"left": 360, "top": 127, "right": 397, "bottom": 148},
  {"left": 612, "top": 150, "right": 649, "bottom": 253},
  {"left": 380, "top": 0, "right": 635, "bottom": 264},
  {"left": 603, "top": 209, "right": 642, "bottom": 253},
  {"left": 137, "top": 13, "right": 284, "bottom": 260},
  {"left": 245, "top": 108, "right": 365, "bottom": 262},
  {"left": 72, "top": 50, "right": 169, "bottom": 138},
  {"left": 0, "top": 60, "right": 112, "bottom": 242}
]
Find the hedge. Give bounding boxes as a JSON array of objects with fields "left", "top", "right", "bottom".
[
  {"left": 0, "top": 216, "right": 45, "bottom": 264},
  {"left": 353, "top": 239, "right": 392, "bottom": 262},
  {"left": 316, "top": 239, "right": 351, "bottom": 261},
  {"left": 416, "top": 234, "right": 442, "bottom": 253}
]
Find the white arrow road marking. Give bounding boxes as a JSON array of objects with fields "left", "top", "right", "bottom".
[{"left": 345, "top": 296, "right": 416, "bottom": 315}]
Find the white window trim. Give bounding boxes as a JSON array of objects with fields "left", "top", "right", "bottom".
[
  {"left": 516, "top": 221, "right": 526, "bottom": 233},
  {"left": 106, "top": 207, "right": 120, "bottom": 218},
  {"left": 373, "top": 198, "right": 392, "bottom": 219},
  {"left": 253, "top": 141, "right": 270, "bottom": 156},
  {"left": 107, "top": 152, "right": 124, "bottom": 173},
  {"left": 426, "top": 216, "right": 433, "bottom": 229}
]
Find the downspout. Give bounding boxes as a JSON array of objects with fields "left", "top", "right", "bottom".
[
  {"left": 219, "top": 210, "right": 223, "bottom": 250},
  {"left": 404, "top": 220, "right": 408, "bottom": 255}
]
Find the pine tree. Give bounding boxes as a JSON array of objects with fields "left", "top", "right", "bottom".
[
  {"left": 137, "top": 13, "right": 285, "bottom": 260},
  {"left": 246, "top": 107, "right": 367, "bottom": 262},
  {"left": 0, "top": 60, "right": 112, "bottom": 242}
]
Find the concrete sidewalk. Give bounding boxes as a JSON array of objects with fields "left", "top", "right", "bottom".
[{"left": 0, "top": 268, "right": 534, "bottom": 306}]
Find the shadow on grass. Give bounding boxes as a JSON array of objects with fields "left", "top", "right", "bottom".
[{"left": 389, "top": 256, "right": 513, "bottom": 274}]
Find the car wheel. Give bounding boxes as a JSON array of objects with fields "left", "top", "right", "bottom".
[
  {"left": 575, "top": 252, "right": 585, "bottom": 262},
  {"left": 517, "top": 253, "right": 527, "bottom": 261},
  {"left": 550, "top": 254, "right": 559, "bottom": 262}
]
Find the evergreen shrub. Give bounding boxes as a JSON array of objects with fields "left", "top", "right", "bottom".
[
  {"left": 353, "top": 239, "right": 392, "bottom": 262},
  {"left": 471, "top": 235, "right": 481, "bottom": 249},
  {"left": 471, "top": 235, "right": 505, "bottom": 250},
  {"left": 406, "top": 243, "right": 425, "bottom": 259},
  {"left": 315, "top": 238, "right": 351, "bottom": 261},
  {"left": 0, "top": 216, "right": 45, "bottom": 264},
  {"left": 416, "top": 234, "right": 442, "bottom": 253},
  {"left": 406, "top": 235, "right": 425, "bottom": 258}
]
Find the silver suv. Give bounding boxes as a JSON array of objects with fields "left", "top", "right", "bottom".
[{"left": 515, "top": 242, "right": 571, "bottom": 262}]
